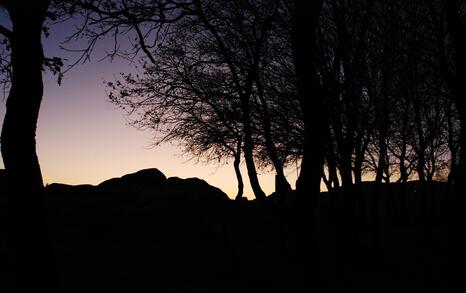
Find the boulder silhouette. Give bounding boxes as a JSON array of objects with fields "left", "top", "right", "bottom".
[
  {"left": 42, "top": 168, "right": 229, "bottom": 208},
  {"left": 98, "top": 168, "right": 167, "bottom": 194},
  {"left": 161, "top": 176, "right": 229, "bottom": 203},
  {"left": 96, "top": 168, "right": 229, "bottom": 204}
]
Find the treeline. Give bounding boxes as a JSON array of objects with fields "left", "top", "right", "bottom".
[
  {"left": 1, "top": 0, "right": 465, "bottom": 200},
  {"left": 97, "top": 0, "right": 463, "bottom": 197},
  {"left": 318, "top": 0, "right": 460, "bottom": 188}
]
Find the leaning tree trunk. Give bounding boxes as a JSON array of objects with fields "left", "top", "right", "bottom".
[
  {"left": 233, "top": 140, "right": 244, "bottom": 200},
  {"left": 375, "top": 128, "right": 388, "bottom": 183},
  {"left": 292, "top": 0, "right": 326, "bottom": 199},
  {"left": 241, "top": 98, "right": 266, "bottom": 200},
  {"left": 398, "top": 150, "right": 409, "bottom": 183},
  {"left": 375, "top": 65, "right": 391, "bottom": 184},
  {"left": 413, "top": 74, "right": 427, "bottom": 182},
  {"left": 256, "top": 81, "right": 292, "bottom": 195},
  {"left": 0, "top": 1, "right": 56, "bottom": 291},
  {"left": 326, "top": 126, "right": 341, "bottom": 189}
]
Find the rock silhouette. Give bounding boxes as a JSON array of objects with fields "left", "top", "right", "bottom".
[
  {"left": 45, "top": 168, "right": 229, "bottom": 209},
  {"left": 98, "top": 168, "right": 166, "bottom": 193}
]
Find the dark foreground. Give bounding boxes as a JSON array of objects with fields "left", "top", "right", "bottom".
[{"left": 0, "top": 169, "right": 461, "bottom": 292}]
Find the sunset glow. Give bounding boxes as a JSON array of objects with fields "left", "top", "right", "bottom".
[{"left": 0, "top": 54, "right": 294, "bottom": 199}]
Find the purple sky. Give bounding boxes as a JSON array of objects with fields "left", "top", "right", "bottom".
[{"left": 0, "top": 16, "right": 298, "bottom": 198}]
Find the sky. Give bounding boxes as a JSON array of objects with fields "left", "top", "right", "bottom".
[{"left": 0, "top": 15, "right": 298, "bottom": 199}]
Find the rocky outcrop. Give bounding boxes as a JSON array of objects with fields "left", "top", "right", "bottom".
[
  {"left": 44, "top": 168, "right": 229, "bottom": 207},
  {"left": 98, "top": 168, "right": 167, "bottom": 194},
  {"left": 162, "top": 176, "right": 229, "bottom": 203}
]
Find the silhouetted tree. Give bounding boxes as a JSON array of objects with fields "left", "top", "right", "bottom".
[
  {"left": 0, "top": 1, "right": 47, "bottom": 201},
  {"left": 65, "top": 0, "right": 463, "bottom": 199},
  {"left": 246, "top": 8, "right": 300, "bottom": 194},
  {"left": 0, "top": 1, "right": 63, "bottom": 291},
  {"left": 107, "top": 57, "right": 247, "bottom": 199},
  {"left": 322, "top": 124, "right": 340, "bottom": 190},
  {"left": 313, "top": 0, "right": 458, "bottom": 186},
  {"left": 291, "top": 0, "right": 325, "bottom": 198},
  {"left": 100, "top": 1, "right": 273, "bottom": 198},
  {"left": 386, "top": 0, "right": 459, "bottom": 183},
  {"left": 253, "top": 71, "right": 293, "bottom": 195},
  {"left": 318, "top": 0, "right": 373, "bottom": 187},
  {"left": 74, "top": 0, "right": 305, "bottom": 199}
]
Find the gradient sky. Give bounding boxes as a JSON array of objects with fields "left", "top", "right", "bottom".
[{"left": 0, "top": 16, "right": 298, "bottom": 199}]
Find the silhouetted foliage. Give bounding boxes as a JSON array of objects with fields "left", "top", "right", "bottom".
[
  {"left": 81, "top": 0, "right": 465, "bottom": 193},
  {"left": 316, "top": 0, "right": 462, "bottom": 186},
  {"left": 70, "top": 0, "right": 300, "bottom": 198},
  {"left": 1, "top": 2, "right": 462, "bottom": 198}
]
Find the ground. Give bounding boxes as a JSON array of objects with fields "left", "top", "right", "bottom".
[{"left": 0, "top": 170, "right": 460, "bottom": 292}]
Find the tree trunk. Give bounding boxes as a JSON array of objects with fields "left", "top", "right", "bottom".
[
  {"left": 398, "top": 151, "right": 408, "bottom": 183},
  {"left": 376, "top": 49, "right": 391, "bottom": 184},
  {"left": 417, "top": 152, "right": 426, "bottom": 182},
  {"left": 195, "top": 0, "right": 265, "bottom": 199},
  {"left": 0, "top": 1, "right": 56, "bottom": 292},
  {"left": 321, "top": 168, "right": 331, "bottom": 192},
  {"left": 292, "top": 0, "right": 326, "bottom": 199},
  {"left": 241, "top": 98, "right": 266, "bottom": 200},
  {"left": 447, "top": 149, "right": 458, "bottom": 184},
  {"left": 375, "top": 133, "right": 388, "bottom": 184},
  {"left": 339, "top": 149, "right": 353, "bottom": 188},
  {"left": 353, "top": 156, "right": 363, "bottom": 185},
  {"left": 327, "top": 153, "right": 340, "bottom": 190},
  {"left": 233, "top": 141, "right": 244, "bottom": 200},
  {"left": 353, "top": 130, "right": 371, "bottom": 185},
  {"left": 256, "top": 82, "right": 292, "bottom": 195},
  {"left": 1, "top": 5, "right": 46, "bottom": 195},
  {"left": 326, "top": 126, "right": 341, "bottom": 189},
  {"left": 413, "top": 86, "right": 426, "bottom": 182},
  {"left": 290, "top": 2, "right": 325, "bottom": 290}
]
